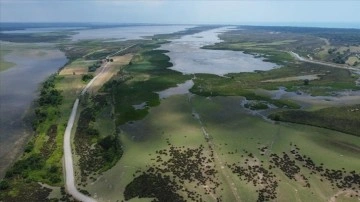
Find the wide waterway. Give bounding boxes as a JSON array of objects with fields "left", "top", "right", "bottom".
[
  {"left": 0, "top": 42, "right": 68, "bottom": 178},
  {"left": 71, "top": 25, "right": 193, "bottom": 41},
  {"left": 160, "top": 27, "right": 277, "bottom": 76}
]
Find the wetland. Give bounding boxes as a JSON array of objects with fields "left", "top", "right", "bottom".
[{"left": 0, "top": 23, "right": 359, "bottom": 202}]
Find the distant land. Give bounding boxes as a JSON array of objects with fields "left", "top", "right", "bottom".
[{"left": 0, "top": 22, "right": 359, "bottom": 32}]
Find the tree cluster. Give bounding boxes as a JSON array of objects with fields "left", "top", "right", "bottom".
[{"left": 33, "top": 74, "right": 63, "bottom": 128}]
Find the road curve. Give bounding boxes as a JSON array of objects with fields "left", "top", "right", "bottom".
[{"left": 289, "top": 51, "right": 358, "bottom": 71}]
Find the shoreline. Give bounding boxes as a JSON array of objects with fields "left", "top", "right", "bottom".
[{"left": 0, "top": 47, "right": 69, "bottom": 179}]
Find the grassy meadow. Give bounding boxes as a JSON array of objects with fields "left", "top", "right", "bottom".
[{"left": 84, "top": 95, "right": 360, "bottom": 202}]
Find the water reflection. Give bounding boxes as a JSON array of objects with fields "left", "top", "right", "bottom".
[
  {"left": 157, "top": 80, "right": 194, "bottom": 99},
  {"left": 0, "top": 43, "right": 68, "bottom": 177},
  {"left": 160, "top": 27, "right": 277, "bottom": 76},
  {"left": 71, "top": 25, "right": 193, "bottom": 41}
]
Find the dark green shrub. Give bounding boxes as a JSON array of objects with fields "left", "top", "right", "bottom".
[{"left": 0, "top": 180, "right": 9, "bottom": 190}]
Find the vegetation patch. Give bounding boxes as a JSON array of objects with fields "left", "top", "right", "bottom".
[
  {"left": 75, "top": 94, "right": 123, "bottom": 183},
  {"left": 59, "top": 39, "right": 140, "bottom": 61},
  {"left": 81, "top": 74, "right": 94, "bottom": 82},
  {"left": 0, "top": 32, "right": 71, "bottom": 43},
  {"left": 124, "top": 173, "right": 184, "bottom": 202},
  {"left": 269, "top": 104, "right": 360, "bottom": 136},
  {"left": 190, "top": 60, "right": 359, "bottom": 100},
  {"left": 124, "top": 142, "right": 221, "bottom": 202},
  {"left": 0, "top": 48, "right": 16, "bottom": 72},
  {"left": 0, "top": 73, "right": 70, "bottom": 200},
  {"left": 0, "top": 182, "right": 52, "bottom": 202},
  {"left": 104, "top": 44, "right": 191, "bottom": 126},
  {"left": 228, "top": 145, "right": 360, "bottom": 202},
  {"left": 87, "top": 60, "right": 102, "bottom": 72},
  {"left": 191, "top": 73, "right": 301, "bottom": 109}
]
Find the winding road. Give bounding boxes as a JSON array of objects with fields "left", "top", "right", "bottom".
[{"left": 63, "top": 46, "right": 134, "bottom": 202}]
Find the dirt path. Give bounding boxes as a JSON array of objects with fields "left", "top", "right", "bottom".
[
  {"left": 328, "top": 189, "right": 359, "bottom": 202},
  {"left": 64, "top": 99, "right": 96, "bottom": 202},
  {"left": 87, "top": 54, "right": 132, "bottom": 93},
  {"left": 63, "top": 47, "right": 134, "bottom": 202},
  {"left": 192, "top": 109, "right": 241, "bottom": 202}
]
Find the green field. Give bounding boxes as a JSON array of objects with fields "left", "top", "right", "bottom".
[
  {"left": 83, "top": 95, "right": 360, "bottom": 202},
  {"left": 269, "top": 104, "right": 360, "bottom": 136}
]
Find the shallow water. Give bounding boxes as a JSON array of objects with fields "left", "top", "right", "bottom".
[
  {"left": 160, "top": 27, "right": 277, "bottom": 76},
  {"left": 0, "top": 44, "right": 68, "bottom": 177},
  {"left": 71, "top": 25, "right": 193, "bottom": 41},
  {"left": 157, "top": 80, "right": 194, "bottom": 99},
  {"left": 257, "top": 87, "right": 360, "bottom": 109}
]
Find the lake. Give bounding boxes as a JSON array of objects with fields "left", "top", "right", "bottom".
[
  {"left": 0, "top": 43, "right": 68, "bottom": 177},
  {"left": 160, "top": 27, "right": 277, "bottom": 76},
  {"left": 71, "top": 25, "right": 193, "bottom": 41}
]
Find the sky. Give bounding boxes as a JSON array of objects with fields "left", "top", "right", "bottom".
[{"left": 1, "top": 0, "right": 360, "bottom": 26}]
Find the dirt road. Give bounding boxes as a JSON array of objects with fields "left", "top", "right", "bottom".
[
  {"left": 63, "top": 48, "right": 133, "bottom": 202},
  {"left": 64, "top": 99, "right": 96, "bottom": 202},
  {"left": 290, "top": 51, "right": 358, "bottom": 71}
]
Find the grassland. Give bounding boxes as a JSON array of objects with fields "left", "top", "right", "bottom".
[
  {"left": 191, "top": 61, "right": 359, "bottom": 102},
  {"left": 81, "top": 26, "right": 360, "bottom": 201},
  {"left": 269, "top": 104, "right": 360, "bottom": 136},
  {"left": 84, "top": 95, "right": 360, "bottom": 202},
  {"left": 0, "top": 32, "right": 72, "bottom": 43},
  {"left": 58, "top": 39, "right": 140, "bottom": 61},
  {"left": 216, "top": 26, "right": 360, "bottom": 67},
  {"left": 76, "top": 27, "right": 360, "bottom": 202},
  {"left": 192, "top": 96, "right": 360, "bottom": 202},
  {"left": 104, "top": 45, "right": 192, "bottom": 126}
]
